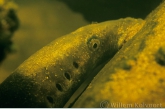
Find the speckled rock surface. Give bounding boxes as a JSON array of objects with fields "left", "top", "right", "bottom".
[{"left": 73, "top": 0, "right": 165, "bottom": 108}]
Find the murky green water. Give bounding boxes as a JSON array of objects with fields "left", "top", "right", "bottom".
[{"left": 0, "top": 0, "right": 88, "bottom": 83}]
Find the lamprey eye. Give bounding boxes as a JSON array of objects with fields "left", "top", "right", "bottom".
[
  {"left": 87, "top": 36, "right": 100, "bottom": 51},
  {"left": 93, "top": 43, "right": 98, "bottom": 49}
]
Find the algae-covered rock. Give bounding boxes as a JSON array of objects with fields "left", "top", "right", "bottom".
[
  {"left": 73, "top": 0, "right": 165, "bottom": 108},
  {"left": 0, "top": 0, "right": 19, "bottom": 63}
]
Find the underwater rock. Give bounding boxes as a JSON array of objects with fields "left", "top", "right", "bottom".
[
  {"left": 0, "top": 18, "right": 144, "bottom": 107},
  {"left": 73, "top": 0, "right": 165, "bottom": 108},
  {"left": 0, "top": 0, "right": 19, "bottom": 63}
]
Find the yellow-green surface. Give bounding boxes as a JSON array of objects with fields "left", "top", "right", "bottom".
[{"left": 73, "top": 0, "right": 165, "bottom": 108}]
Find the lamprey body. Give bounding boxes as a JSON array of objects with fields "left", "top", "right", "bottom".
[{"left": 0, "top": 18, "right": 144, "bottom": 107}]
